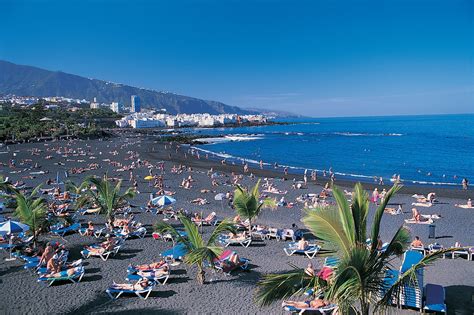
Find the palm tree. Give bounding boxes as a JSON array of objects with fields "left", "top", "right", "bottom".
[
  {"left": 76, "top": 176, "right": 135, "bottom": 224},
  {"left": 13, "top": 190, "right": 48, "bottom": 247},
  {"left": 154, "top": 214, "right": 236, "bottom": 285},
  {"left": 233, "top": 179, "right": 275, "bottom": 234},
  {"left": 256, "top": 183, "right": 456, "bottom": 314},
  {"left": 65, "top": 180, "right": 87, "bottom": 196}
]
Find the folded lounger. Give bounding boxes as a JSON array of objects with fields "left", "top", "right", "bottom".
[
  {"left": 283, "top": 303, "right": 337, "bottom": 315},
  {"left": 284, "top": 243, "right": 321, "bottom": 259},
  {"left": 106, "top": 282, "right": 155, "bottom": 300},
  {"left": 37, "top": 266, "right": 85, "bottom": 286},
  {"left": 423, "top": 283, "right": 447, "bottom": 313}
]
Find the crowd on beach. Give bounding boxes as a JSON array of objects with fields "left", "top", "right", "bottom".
[{"left": 0, "top": 136, "right": 473, "bottom": 314}]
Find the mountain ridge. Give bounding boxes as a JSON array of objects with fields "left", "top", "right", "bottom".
[{"left": 0, "top": 60, "right": 263, "bottom": 115}]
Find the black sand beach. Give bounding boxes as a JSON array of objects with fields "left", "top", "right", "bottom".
[{"left": 0, "top": 136, "right": 473, "bottom": 314}]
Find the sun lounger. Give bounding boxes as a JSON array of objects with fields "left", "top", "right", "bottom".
[
  {"left": 219, "top": 235, "right": 252, "bottom": 248},
  {"left": 323, "top": 257, "right": 339, "bottom": 268},
  {"left": 266, "top": 228, "right": 281, "bottom": 240},
  {"left": 213, "top": 249, "right": 249, "bottom": 275},
  {"left": 450, "top": 246, "right": 473, "bottom": 260},
  {"left": 37, "top": 259, "right": 82, "bottom": 275},
  {"left": 161, "top": 243, "right": 188, "bottom": 261},
  {"left": 126, "top": 270, "right": 170, "bottom": 285},
  {"left": 283, "top": 303, "right": 337, "bottom": 314},
  {"left": 106, "top": 282, "right": 155, "bottom": 300},
  {"left": 191, "top": 212, "right": 218, "bottom": 226},
  {"left": 81, "top": 240, "right": 124, "bottom": 261},
  {"left": 404, "top": 218, "right": 433, "bottom": 225},
  {"left": 423, "top": 284, "right": 447, "bottom": 313},
  {"left": 399, "top": 251, "right": 424, "bottom": 310},
  {"left": 118, "top": 227, "right": 147, "bottom": 239},
  {"left": 127, "top": 261, "right": 169, "bottom": 274},
  {"left": 284, "top": 243, "right": 321, "bottom": 259},
  {"left": 37, "top": 266, "right": 85, "bottom": 286},
  {"left": 51, "top": 223, "right": 81, "bottom": 237}
]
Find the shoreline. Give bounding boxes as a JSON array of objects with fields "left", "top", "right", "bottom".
[{"left": 148, "top": 140, "right": 474, "bottom": 200}]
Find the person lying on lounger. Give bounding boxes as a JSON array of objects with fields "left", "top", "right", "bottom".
[
  {"left": 219, "top": 252, "right": 242, "bottom": 270},
  {"left": 110, "top": 278, "right": 151, "bottom": 290},
  {"left": 455, "top": 198, "right": 473, "bottom": 208},
  {"left": 43, "top": 267, "right": 77, "bottom": 278},
  {"left": 282, "top": 297, "right": 331, "bottom": 309},
  {"left": 137, "top": 268, "right": 169, "bottom": 278},
  {"left": 131, "top": 261, "right": 167, "bottom": 271},
  {"left": 85, "top": 237, "right": 115, "bottom": 254}
]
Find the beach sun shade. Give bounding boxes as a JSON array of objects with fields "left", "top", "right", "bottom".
[
  {"left": 151, "top": 195, "right": 176, "bottom": 207},
  {"left": 0, "top": 219, "right": 29, "bottom": 235}
]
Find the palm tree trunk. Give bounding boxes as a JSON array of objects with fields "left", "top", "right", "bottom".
[{"left": 197, "top": 263, "right": 205, "bottom": 285}]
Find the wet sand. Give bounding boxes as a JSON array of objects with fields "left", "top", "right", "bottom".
[{"left": 0, "top": 136, "right": 472, "bottom": 314}]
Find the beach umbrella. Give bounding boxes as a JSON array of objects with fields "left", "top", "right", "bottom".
[
  {"left": 0, "top": 220, "right": 29, "bottom": 261},
  {"left": 151, "top": 195, "right": 176, "bottom": 207},
  {"left": 0, "top": 220, "right": 29, "bottom": 234}
]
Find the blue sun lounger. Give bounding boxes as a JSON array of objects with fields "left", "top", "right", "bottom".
[
  {"left": 106, "top": 282, "right": 156, "bottom": 300},
  {"left": 161, "top": 243, "right": 188, "bottom": 261},
  {"left": 51, "top": 223, "right": 81, "bottom": 237},
  {"left": 126, "top": 270, "right": 170, "bottom": 285},
  {"left": 37, "top": 266, "right": 85, "bottom": 286},
  {"left": 423, "top": 284, "right": 447, "bottom": 313},
  {"left": 399, "top": 250, "right": 424, "bottom": 311},
  {"left": 284, "top": 243, "right": 321, "bottom": 259}
]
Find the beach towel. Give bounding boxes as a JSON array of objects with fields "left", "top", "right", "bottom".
[
  {"left": 412, "top": 202, "right": 432, "bottom": 207},
  {"left": 404, "top": 218, "right": 433, "bottom": 225}
]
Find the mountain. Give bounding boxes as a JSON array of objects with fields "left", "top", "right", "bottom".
[{"left": 0, "top": 60, "right": 257, "bottom": 115}]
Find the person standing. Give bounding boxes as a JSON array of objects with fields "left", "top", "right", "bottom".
[
  {"left": 462, "top": 178, "right": 468, "bottom": 190},
  {"left": 371, "top": 188, "right": 379, "bottom": 205}
]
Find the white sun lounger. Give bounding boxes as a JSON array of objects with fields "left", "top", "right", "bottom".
[{"left": 284, "top": 243, "right": 321, "bottom": 259}]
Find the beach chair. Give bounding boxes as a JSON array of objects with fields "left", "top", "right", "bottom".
[
  {"left": 106, "top": 281, "right": 156, "bottom": 300},
  {"left": 423, "top": 284, "right": 447, "bottom": 313},
  {"left": 251, "top": 228, "right": 268, "bottom": 240},
  {"left": 281, "top": 229, "right": 295, "bottom": 241},
  {"left": 323, "top": 257, "right": 339, "bottom": 268},
  {"left": 266, "top": 228, "right": 281, "bottom": 240},
  {"left": 127, "top": 261, "right": 169, "bottom": 274},
  {"left": 283, "top": 303, "right": 337, "bottom": 314},
  {"left": 410, "top": 245, "right": 426, "bottom": 256},
  {"left": 399, "top": 250, "right": 424, "bottom": 311},
  {"left": 219, "top": 235, "right": 252, "bottom": 248},
  {"left": 378, "top": 269, "right": 399, "bottom": 305},
  {"left": 161, "top": 243, "right": 188, "bottom": 261},
  {"left": 450, "top": 246, "right": 473, "bottom": 260},
  {"left": 37, "top": 259, "right": 81, "bottom": 275},
  {"left": 192, "top": 212, "right": 218, "bottom": 226},
  {"left": 284, "top": 243, "right": 321, "bottom": 259},
  {"left": 118, "top": 227, "right": 147, "bottom": 239},
  {"left": 37, "top": 266, "right": 85, "bottom": 286},
  {"left": 51, "top": 223, "right": 81, "bottom": 237},
  {"left": 213, "top": 249, "right": 249, "bottom": 275},
  {"left": 81, "top": 239, "right": 124, "bottom": 261},
  {"left": 126, "top": 269, "right": 170, "bottom": 285}
]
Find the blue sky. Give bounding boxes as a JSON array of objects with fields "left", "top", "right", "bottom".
[{"left": 1, "top": 0, "right": 473, "bottom": 117}]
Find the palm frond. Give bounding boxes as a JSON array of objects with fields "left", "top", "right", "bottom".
[
  {"left": 255, "top": 265, "right": 323, "bottom": 306},
  {"left": 303, "top": 207, "right": 351, "bottom": 256},
  {"left": 332, "top": 186, "right": 355, "bottom": 245},
  {"left": 351, "top": 183, "right": 369, "bottom": 243},
  {"left": 207, "top": 219, "right": 236, "bottom": 246},
  {"left": 370, "top": 184, "right": 401, "bottom": 252}
]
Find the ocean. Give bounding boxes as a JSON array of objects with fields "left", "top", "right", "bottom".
[{"left": 187, "top": 114, "right": 474, "bottom": 187}]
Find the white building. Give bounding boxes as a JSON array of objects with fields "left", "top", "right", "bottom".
[
  {"left": 130, "top": 118, "right": 166, "bottom": 128},
  {"left": 110, "top": 102, "right": 122, "bottom": 113}
]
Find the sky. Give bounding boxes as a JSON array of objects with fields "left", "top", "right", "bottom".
[{"left": 1, "top": 0, "right": 473, "bottom": 117}]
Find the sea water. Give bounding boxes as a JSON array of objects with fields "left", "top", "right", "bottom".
[{"left": 189, "top": 114, "right": 474, "bottom": 187}]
